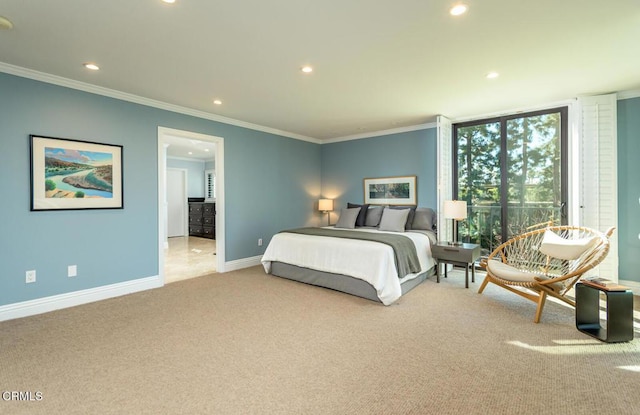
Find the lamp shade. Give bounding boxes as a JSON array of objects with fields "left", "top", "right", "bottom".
[
  {"left": 318, "top": 199, "right": 334, "bottom": 212},
  {"left": 443, "top": 200, "right": 467, "bottom": 220}
]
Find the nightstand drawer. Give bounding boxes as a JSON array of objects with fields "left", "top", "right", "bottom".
[{"left": 432, "top": 243, "right": 481, "bottom": 263}]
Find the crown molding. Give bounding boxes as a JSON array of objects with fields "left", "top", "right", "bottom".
[
  {"left": 451, "top": 98, "right": 578, "bottom": 124},
  {"left": 6, "top": 61, "right": 634, "bottom": 145},
  {"left": 322, "top": 122, "right": 436, "bottom": 144},
  {"left": 617, "top": 89, "right": 640, "bottom": 100},
  {"left": 0, "top": 61, "right": 321, "bottom": 144}
]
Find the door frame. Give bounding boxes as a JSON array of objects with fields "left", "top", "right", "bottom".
[{"left": 157, "top": 127, "right": 225, "bottom": 284}]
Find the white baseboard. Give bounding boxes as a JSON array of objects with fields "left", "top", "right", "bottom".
[
  {"left": 0, "top": 255, "right": 265, "bottom": 322},
  {"left": 224, "top": 255, "right": 262, "bottom": 272},
  {"left": 0, "top": 275, "right": 163, "bottom": 322}
]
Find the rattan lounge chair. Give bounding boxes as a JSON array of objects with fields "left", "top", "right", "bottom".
[{"left": 478, "top": 225, "right": 615, "bottom": 323}]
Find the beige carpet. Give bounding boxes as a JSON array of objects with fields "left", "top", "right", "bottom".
[{"left": 1, "top": 266, "right": 638, "bottom": 415}]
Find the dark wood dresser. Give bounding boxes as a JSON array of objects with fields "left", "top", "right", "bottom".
[{"left": 188, "top": 199, "right": 216, "bottom": 239}]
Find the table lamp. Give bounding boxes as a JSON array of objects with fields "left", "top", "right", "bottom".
[
  {"left": 443, "top": 200, "right": 467, "bottom": 245},
  {"left": 318, "top": 199, "right": 334, "bottom": 226}
]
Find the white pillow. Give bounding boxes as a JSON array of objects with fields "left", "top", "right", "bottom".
[
  {"left": 538, "top": 230, "right": 597, "bottom": 260},
  {"left": 378, "top": 207, "right": 410, "bottom": 232},
  {"left": 334, "top": 207, "right": 361, "bottom": 229}
]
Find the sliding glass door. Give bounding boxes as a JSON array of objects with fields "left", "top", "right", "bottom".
[{"left": 453, "top": 107, "right": 568, "bottom": 254}]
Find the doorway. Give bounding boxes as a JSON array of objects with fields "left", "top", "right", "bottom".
[{"left": 158, "top": 127, "right": 225, "bottom": 285}]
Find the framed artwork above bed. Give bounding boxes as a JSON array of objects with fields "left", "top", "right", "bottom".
[{"left": 364, "top": 175, "right": 417, "bottom": 205}]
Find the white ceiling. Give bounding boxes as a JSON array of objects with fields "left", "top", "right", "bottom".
[
  {"left": 164, "top": 134, "right": 215, "bottom": 161},
  {"left": 1, "top": 1, "right": 639, "bottom": 142}
]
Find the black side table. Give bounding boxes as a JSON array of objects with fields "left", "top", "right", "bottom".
[{"left": 575, "top": 282, "right": 634, "bottom": 343}]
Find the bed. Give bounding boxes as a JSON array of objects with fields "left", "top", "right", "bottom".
[{"left": 261, "top": 205, "right": 437, "bottom": 305}]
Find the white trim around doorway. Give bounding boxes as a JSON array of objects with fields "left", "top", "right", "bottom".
[{"left": 157, "top": 127, "right": 226, "bottom": 285}]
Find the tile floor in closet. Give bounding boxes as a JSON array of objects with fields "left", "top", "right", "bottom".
[{"left": 164, "top": 236, "right": 216, "bottom": 283}]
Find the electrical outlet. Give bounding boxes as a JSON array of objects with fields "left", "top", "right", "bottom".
[
  {"left": 68, "top": 265, "right": 77, "bottom": 277},
  {"left": 258, "top": 238, "right": 263, "bottom": 246},
  {"left": 26, "top": 270, "right": 36, "bottom": 284}
]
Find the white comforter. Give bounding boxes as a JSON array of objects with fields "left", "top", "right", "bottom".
[{"left": 261, "top": 227, "right": 435, "bottom": 305}]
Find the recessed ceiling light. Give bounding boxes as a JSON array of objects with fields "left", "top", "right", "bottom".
[
  {"left": 301, "top": 65, "right": 313, "bottom": 73},
  {"left": 486, "top": 71, "right": 499, "bottom": 79},
  {"left": 162, "top": 0, "right": 176, "bottom": 4},
  {"left": 450, "top": 4, "right": 468, "bottom": 16},
  {"left": 83, "top": 62, "right": 100, "bottom": 71},
  {"left": 213, "top": 99, "right": 222, "bottom": 105},
  {"left": 0, "top": 16, "right": 13, "bottom": 30}
]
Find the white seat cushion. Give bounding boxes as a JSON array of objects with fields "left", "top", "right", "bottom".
[{"left": 486, "top": 260, "right": 543, "bottom": 283}]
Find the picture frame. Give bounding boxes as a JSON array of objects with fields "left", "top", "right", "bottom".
[
  {"left": 363, "top": 175, "right": 417, "bottom": 205},
  {"left": 30, "top": 135, "right": 123, "bottom": 211}
]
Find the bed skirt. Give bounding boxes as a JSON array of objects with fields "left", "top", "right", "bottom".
[{"left": 269, "top": 261, "right": 434, "bottom": 303}]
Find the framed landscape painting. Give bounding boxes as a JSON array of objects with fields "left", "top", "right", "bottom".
[
  {"left": 364, "top": 175, "right": 417, "bottom": 205},
  {"left": 30, "top": 135, "right": 123, "bottom": 211}
]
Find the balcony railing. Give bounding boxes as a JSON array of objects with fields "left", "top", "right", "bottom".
[{"left": 457, "top": 204, "right": 562, "bottom": 257}]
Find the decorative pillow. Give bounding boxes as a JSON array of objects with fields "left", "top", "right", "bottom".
[
  {"left": 539, "top": 230, "right": 598, "bottom": 260},
  {"left": 335, "top": 207, "right": 361, "bottom": 229},
  {"left": 390, "top": 205, "right": 416, "bottom": 230},
  {"left": 365, "top": 206, "right": 383, "bottom": 227},
  {"left": 378, "top": 207, "right": 410, "bottom": 232},
  {"left": 412, "top": 207, "right": 437, "bottom": 231},
  {"left": 347, "top": 202, "right": 370, "bottom": 227}
]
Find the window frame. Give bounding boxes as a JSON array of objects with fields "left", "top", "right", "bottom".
[{"left": 452, "top": 106, "right": 569, "bottom": 245}]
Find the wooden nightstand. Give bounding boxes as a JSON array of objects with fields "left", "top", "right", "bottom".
[{"left": 431, "top": 242, "right": 481, "bottom": 288}]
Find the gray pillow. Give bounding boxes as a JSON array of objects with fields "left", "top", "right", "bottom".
[
  {"left": 378, "top": 207, "right": 410, "bottom": 232},
  {"left": 347, "top": 202, "right": 369, "bottom": 227},
  {"left": 335, "top": 207, "right": 361, "bottom": 229},
  {"left": 390, "top": 205, "right": 416, "bottom": 230},
  {"left": 412, "top": 207, "right": 437, "bottom": 230},
  {"left": 365, "top": 206, "right": 383, "bottom": 227}
]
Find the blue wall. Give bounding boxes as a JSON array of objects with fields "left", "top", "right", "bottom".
[
  {"left": 320, "top": 128, "right": 437, "bottom": 223},
  {"left": 617, "top": 96, "right": 640, "bottom": 283},
  {"left": 0, "top": 72, "right": 321, "bottom": 307},
  {"left": 2, "top": 68, "right": 636, "bottom": 309}
]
